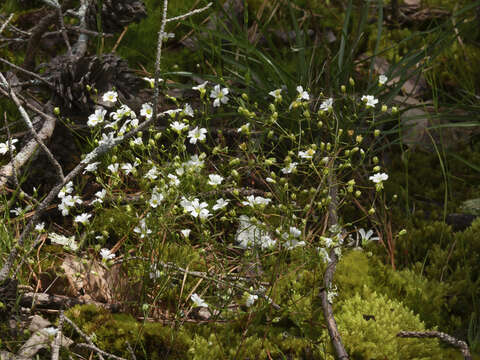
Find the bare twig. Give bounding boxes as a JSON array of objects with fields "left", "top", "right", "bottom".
[
  {"left": 76, "top": 343, "right": 127, "bottom": 360},
  {"left": 397, "top": 331, "right": 472, "bottom": 360},
  {"left": 63, "top": 316, "right": 106, "bottom": 360},
  {"left": 51, "top": 310, "right": 64, "bottom": 360},
  {"left": 166, "top": 2, "right": 213, "bottom": 23},
  {"left": 3, "top": 112, "right": 20, "bottom": 191},
  {"left": 126, "top": 341, "right": 136, "bottom": 360},
  {"left": 0, "top": 57, "right": 54, "bottom": 88},
  {"left": 0, "top": 13, "right": 14, "bottom": 36},
  {"left": 152, "top": 0, "right": 169, "bottom": 124},
  {"left": 318, "top": 168, "right": 349, "bottom": 360},
  {"left": 0, "top": 72, "right": 64, "bottom": 182}
]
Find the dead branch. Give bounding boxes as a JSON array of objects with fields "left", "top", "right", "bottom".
[
  {"left": 319, "top": 168, "right": 349, "bottom": 359},
  {"left": 0, "top": 72, "right": 64, "bottom": 182},
  {"left": 0, "top": 14, "right": 14, "bottom": 35},
  {"left": 63, "top": 315, "right": 106, "bottom": 360},
  {"left": 397, "top": 331, "right": 472, "bottom": 360}
]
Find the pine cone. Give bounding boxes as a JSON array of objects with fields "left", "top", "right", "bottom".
[{"left": 85, "top": 0, "right": 147, "bottom": 34}]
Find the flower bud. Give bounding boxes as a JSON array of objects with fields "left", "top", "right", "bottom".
[
  {"left": 53, "top": 107, "right": 60, "bottom": 116},
  {"left": 399, "top": 229, "right": 407, "bottom": 236},
  {"left": 374, "top": 129, "right": 380, "bottom": 137},
  {"left": 368, "top": 208, "right": 375, "bottom": 215},
  {"left": 341, "top": 85, "right": 346, "bottom": 93}
]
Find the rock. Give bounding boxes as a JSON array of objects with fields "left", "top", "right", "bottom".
[{"left": 446, "top": 213, "right": 477, "bottom": 232}]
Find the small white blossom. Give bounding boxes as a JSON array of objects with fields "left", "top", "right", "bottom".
[
  {"left": 91, "top": 189, "right": 107, "bottom": 205},
  {"left": 74, "top": 213, "right": 91, "bottom": 225},
  {"left": 207, "top": 174, "right": 224, "bottom": 186},
  {"left": 184, "top": 198, "right": 210, "bottom": 219},
  {"left": 183, "top": 103, "right": 194, "bottom": 117},
  {"left": 298, "top": 149, "right": 315, "bottom": 159},
  {"left": 107, "top": 163, "right": 120, "bottom": 174},
  {"left": 83, "top": 161, "right": 100, "bottom": 174},
  {"left": 149, "top": 189, "right": 164, "bottom": 208},
  {"left": 143, "top": 77, "right": 162, "bottom": 88},
  {"left": 369, "top": 172, "right": 388, "bottom": 183},
  {"left": 35, "top": 222, "right": 45, "bottom": 232},
  {"left": 134, "top": 219, "right": 152, "bottom": 239},
  {"left": 167, "top": 173, "right": 180, "bottom": 186},
  {"left": 320, "top": 98, "right": 333, "bottom": 112},
  {"left": 0, "top": 138, "right": 18, "bottom": 155},
  {"left": 241, "top": 195, "right": 271, "bottom": 207},
  {"left": 181, "top": 229, "right": 191, "bottom": 238},
  {"left": 237, "top": 123, "right": 250, "bottom": 134},
  {"left": 144, "top": 166, "right": 159, "bottom": 180},
  {"left": 87, "top": 108, "right": 107, "bottom": 127},
  {"left": 170, "top": 121, "right": 188, "bottom": 133},
  {"left": 191, "top": 293, "right": 208, "bottom": 307},
  {"left": 284, "top": 239, "right": 306, "bottom": 250},
  {"left": 246, "top": 294, "right": 258, "bottom": 307},
  {"left": 140, "top": 103, "right": 153, "bottom": 119},
  {"left": 193, "top": 81, "right": 208, "bottom": 91},
  {"left": 361, "top": 95, "right": 379, "bottom": 108},
  {"left": 281, "top": 162, "right": 297, "bottom": 174},
  {"left": 132, "top": 137, "right": 143, "bottom": 146},
  {"left": 187, "top": 127, "right": 207, "bottom": 144},
  {"left": 378, "top": 74, "right": 388, "bottom": 85},
  {"left": 102, "top": 90, "right": 118, "bottom": 104},
  {"left": 268, "top": 89, "right": 282, "bottom": 101},
  {"left": 121, "top": 162, "right": 136, "bottom": 175},
  {"left": 296, "top": 85, "right": 310, "bottom": 101},
  {"left": 212, "top": 198, "right": 229, "bottom": 211},
  {"left": 100, "top": 248, "right": 116, "bottom": 261},
  {"left": 210, "top": 85, "right": 229, "bottom": 107},
  {"left": 58, "top": 181, "right": 74, "bottom": 199},
  {"left": 290, "top": 227, "right": 302, "bottom": 238}
]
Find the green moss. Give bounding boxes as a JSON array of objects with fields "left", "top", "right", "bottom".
[
  {"left": 336, "top": 286, "right": 457, "bottom": 359},
  {"left": 65, "top": 304, "right": 190, "bottom": 359}
]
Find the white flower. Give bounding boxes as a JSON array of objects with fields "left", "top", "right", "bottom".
[
  {"left": 83, "top": 161, "right": 100, "bottom": 174},
  {"left": 49, "top": 232, "right": 78, "bottom": 251},
  {"left": 74, "top": 213, "right": 91, "bottom": 225},
  {"left": 59, "top": 195, "right": 82, "bottom": 216},
  {"left": 210, "top": 85, "right": 229, "bottom": 107},
  {"left": 134, "top": 219, "right": 152, "bottom": 239},
  {"left": 187, "top": 127, "right": 207, "bottom": 144},
  {"left": 0, "top": 138, "right": 18, "bottom": 155},
  {"left": 143, "top": 77, "right": 162, "bottom": 88},
  {"left": 98, "top": 132, "right": 116, "bottom": 146},
  {"left": 149, "top": 189, "right": 164, "bottom": 208},
  {"left": 320, "top": 98, "right": 333, "bottom": 112},
  {"left": 100, "top": 248, "right": 116, "bottom": 261},
  {"left": 140, "top": 103, "right": 153, "bottom": 119},
  {"left": 268, "top": 89, "right": 282, "bottom": 101},
  {"left": 170, "top": 121, "right": 188, "bottom": 133},
  {"left": 353, "top": 228, "right": 380, "bottom": 247},
  {"left": 378, "top": 74, "right": 388, "bottom": 85},
  {"left": 191, "top": 293, "right": 208, "bottom": 307},
  {"left": 208, "top": 174, "right": 224, "bottom": 186},
  {"left": 193, "top": 81, "right": 208, "bottom": 91},
  {"left": 186, "top": 154, "right": 204, "bottom": 170},
  {"left": 184, "top": 198, "right": 211, "bottom": 219},
  {"left": 107, "top": 163, "right": 119, "bottom": 174},
  {"left": 241, "top": 195, "right": 271, "bottom": 207},
  {"left": 167, "top": 173, "right": 180, "bottom": 186},
  {"left": 132, "top": 137, "right": 143, "bottom": 146},
  {"left": 163, "top": 108, "right": 182, "bottom": 117},
  {"left": 298, "top": 149, "right": 315, "bottom": 159},
  {"left": 102, "top": 90, "right": 118, "bottom": 104},
  {"left": 237, "top": 123, "right": 250, "bottom": 134},
  {"left": 183, "top": 103, "right": 194, "bottom": 117},
  {"left": 35, "top": 222, "right": 45, "bottom": 232},
  {"left": 181, "top": 229, "right": 191, "bottom": 238},
  {"left": 87, "top": 108, "right": 107, "bottom": 127},
  {"left": 284, "top": 239, "right": 306, "bottom": 250},
  {"left": 361, "top": 95, "right": 379, "bottom": 108},
  {"left": 91, "top": 189, "right": 107, "bottom": 205},
  {"left": 289, "top": 227, "right": 301, "bottom": 238},
  {"left": 144, "top": 166, "right": 159, "bottom": 180},
  {"left": 58, "top": 181, "right": 73, "bottom": 199},
  {"left": 369, "top": 172, "right": 388, "bottom": 183},
  {"left": 246, "top": 294, "right": 258, "bottom": 307},
  {"left": 281, "top": 162, "right": 297, "bottom": 174},
  {"left": 235, "top": 215, "right": 275, "bottom": 250},
  {"left": 121, "top": 162, "right": 136, "bottom": 175},
  {"left": 296, "top": 85, "right": 310, "bottom": 101},
  {"left": 212, "top": 198, "right": 229, "bottom": 211}
]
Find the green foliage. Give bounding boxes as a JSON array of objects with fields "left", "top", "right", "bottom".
[
  {"left": 65, "top": 304, "right": 191, "bottom": 359},
  {"left": 336, "top": 286, "right": 454, "bottom": 360}
]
